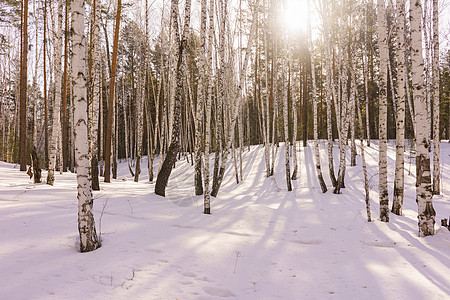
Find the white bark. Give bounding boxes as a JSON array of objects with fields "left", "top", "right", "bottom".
[
  {"left": 203, "top": 0, "right": 214, "bottom": 214},
  {"left": 72, "top": 0, "right": 99, "bottom": 252},
  {"left": 309, "top": 0, "right": 326, "bottom": 192},
  {"left": 377, "top": 0, "right": 389, "bottom": 222},
  {"left": 392, "top": 0, "right": 407, "bottom": 216},
  {"left": 432, "top": 0, "right": 440, "bottom": 195},
  {"left": 410, "top": 0, "right": 435, "bottom": 236},
  {"left": 282, "top": 45, "right": 292, "bottom": 191},
  {"left": 194, "top": 0, "right": 207, "bottom": 195},
  {"left": 47, "top": 0, "right": 63, "bottom": 186}
]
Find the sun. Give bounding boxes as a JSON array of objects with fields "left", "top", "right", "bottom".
[{"left": 283, "top": 0, "right": 309, "bottom": 33}]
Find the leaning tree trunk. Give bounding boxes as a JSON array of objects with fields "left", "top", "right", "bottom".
[
  {"left": 47, "top": 0, "right": 64, "bottom": 186},
  {"left": 155, "top": 0, "right": 192, "bottom": 197},
  {"left": 72, "top": 0, "right": 100, "bottom": 252},
  {"left": 210, "top": 6, "right": 257, "bottom": 197},
  {"left": 410, "top": 0, "right": 435, "bottom": 236},
  {"left": 104, "top": 0, "right": 122, "bottom": 183},
  {"left": 392, "top": 0, "right": 407, "bottom": 216},
  {"left": 356, "top": 88, "right": 372, "bottom": 222},
  {"left": 432, "top": 0, "right": 440, "bottom": 195},
  {"left": 377, "top": 0, "right": 389, "bottom": 222}
]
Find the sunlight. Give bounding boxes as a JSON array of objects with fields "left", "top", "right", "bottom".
[{"left": 283, "top": 0, "right": 309, "bottom": 33}]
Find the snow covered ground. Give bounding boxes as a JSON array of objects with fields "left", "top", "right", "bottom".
[{"left": 0, "top": 141, "right": 449, "bottom": 299}]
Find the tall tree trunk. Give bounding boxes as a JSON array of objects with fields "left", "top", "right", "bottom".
[
  {"left": 309, "top": 0, "right": 327, "bottom": 193},
  {"left": 282, "top": 45, "right": 292, "bottom": 191},
  {"left": 61, "top": 0, "right": 69, "bottom": 172},
  {"left": 377, "top": 0, "right": 389, "bottom": 222},
  {"left": 392, "top": 0, "right": 407, "bottom": 216},
  {"left": 89, "top": 0, "right": 101, "bottom": 191},
  {"left": 32, "top": 0, "right": 41, "bottom": 182},
  {"left": 47, "top": 0, "right": 64, "bottom": 185},
  {"left": 432, "top": 0, "right": 440, "bottom": 195},
  {"left": 210, "top": 6, "right": 257, "bottom": 197},
  {"left": 19, "top": 0, "right": 29, "bottom": 171},
  {"left": 104, "top": 0, "right": 122, "bottom": 183},
  {"left": 134, "top": 59, "right": 144, "bottom": 182},
  {"left": 155, "top": 0, "right": 192, "bottom": 197},
  {"left": 194, "top": 0, "right": 207, "bottom": 195},
  {"left": 72, "top": 0, "right": 100, "bottom": 252},
  {"left": 203, "top": 0, "right": 214, "bottom": 214},
  {"left": 410, "top": 0, "right": 435, "bottom": 236},
  {"left": 323, "top": 5, "right": 337, "bottom": 187},
  {"left": 356, "top": 87, "right": 372, "bottom": 222},
  {"left": 43, "top": 0, "right": 49, "bottom": 164}
]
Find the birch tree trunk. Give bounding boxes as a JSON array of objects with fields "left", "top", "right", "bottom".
[
  {"left": 322, "top": 4, "right": 337, "bottom": 187},
  {"left": 333, "top": 35, "right": 350, "bottom": 194},
  {"left": 309, "top": 0, "right": 327, "bottom": 192},
  {"left": 392, "top": 0, "right": 407, "bottom": 216},
  {"left": 104, "top": 0, "right": 121, "bottom": 183},
  {"left": 194, "top": 0, "right": 207, "bottom": 195},
  {"left": 43, "top": 0, "right": 49, "bottom": 163},
  {"left": 210, "top": 6, "right": 257, "bottom": 197},
  {"left": 432, "top": 0, "right": 440, "bottom": 195},
  {"left": 356, "top": 87, "right": 372, "bottom": 222},
  {"left": 377, "top": 0, "right": 389, "bottom": 222},
  {"left": 155, "top": 0, "right": 192, "bottom": 197},
  {"left": 47, "top": 0, "right": 64, "bottom": 185},
  {"left": 19, "top": 0, "right": 29, "bottom": 172},
  {"left": 72, "top": 0, "right": 100, "bottom": 252},
  {"left": 203, "top": 0, "right": 214, "bottom": 214},
  {"left": 61, "top": 0, "right": 69, "bottom": 172},
  {"left": 134, "top": 62, "right": 143, "bottom": 182},
  {"left": 89, "top": 0, "right": 101, "bottom": 191},
  {"left": 410, "top": 0, "right": 435, "bottom": 236},
  {"left": 282, "top": 46, "right": 292, "bottom": 191}
]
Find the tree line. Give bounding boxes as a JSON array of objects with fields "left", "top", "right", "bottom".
[{"left": 0, "top": 0, "right": 448, "bottom": 252}]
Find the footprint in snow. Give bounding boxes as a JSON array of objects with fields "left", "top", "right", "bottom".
[
  {"left": 363, "top": 241, "right": 396, "bottom": 248},
  {"left": 292, "top": 239, "right": 323, "bottom": 245},
  {"left": 203, "top": 286, "right": 236, "bottom": 297},
  {"left": 183, "top": 271, "right": 197, "bottom": 278}
]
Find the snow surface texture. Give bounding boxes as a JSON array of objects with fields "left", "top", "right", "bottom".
[{"left": 0, "top": 141, "right": 449, "bottom": 299}]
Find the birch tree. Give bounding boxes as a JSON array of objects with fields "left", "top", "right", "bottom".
[
  {"left": 203, "top": 0, "right": 214, "bottom": 214},
  {"left": 432, "top": 0, "right": 440, "bottom": 195},
  {"left": 377, "top": 0, "right": 389, "bottom": 222},
  {"left": 72, "top": 0, "right": 100, "bottom": 252},
  {"left": 104, "top": 0, "right": 122, "bottom": 183},
  {"left": 410, "top": 0, "right": 435, "bottom": 236},
  {"left": 19, "top": 0, "right": 29, "bottom": 172},
  {"left": 194, "top": 0, "right": 208, "bottom": 196},
  {"left": 47, "top": 0, "right": 64, "bottom": 186},
  {"left": 155, "top": 0, "right": 192, "bottom": 197},
  {"left": 392, "top": 0, "right": 406, "bottom": 216},
  {"left": 309, "top": 0, "right": 327, "bottom": 193}
]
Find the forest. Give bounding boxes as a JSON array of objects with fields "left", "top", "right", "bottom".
[
  {"left": 1, "top": 0, "right": 450, "bottom": 298},
  {"left": 0, "top": 0, "right": 449, "bottom": 250}
]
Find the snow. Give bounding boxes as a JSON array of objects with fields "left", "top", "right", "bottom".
[{"left": 0, "top": 141, "right": 449, "bottom": 299}]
